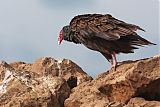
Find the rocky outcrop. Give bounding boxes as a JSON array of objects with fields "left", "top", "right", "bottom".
[
  {"left": 30, "top": 57, "right": 93, "bottom": 88},
  {"left": 0, "top": 55, "right": 159, "bottom": 107},
  {"left": 65, "top": 55, "right": 160, "bottom": 107},
  {"left": 125, "top": 97, "right": 160, "bottom": 107},
  {"left": 0, "top": 74, "right": 70, "bottom": 107},
  {"left": 0, "top": 58, "right": 92, "bottom": 107},
  {"left": 0, "top": 61, "right": 14, "bottom": 82}
]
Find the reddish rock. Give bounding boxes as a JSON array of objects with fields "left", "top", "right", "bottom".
[
  {"left": 0, "top": 61, "right": 14, "bottom": 82},
  {"left": 64, "top": 81, "right": 111, "bottom": 107},
  {"left": 0, "top": 55, "right": 160, "bottom": 107},
  {"left": 10, "top": 61, "right": 32, "bottom": 71},
  {"left": 31, "top": 57, "right": 58, "bottom": 76},
  {"left": 125, "top": 97, "right": 160, "bottom": 107},
  {"left": 65, "top": 55, "right": 160, "bottom": 107},
  {"left": 95, "top": 55, "right": 160, "bottom": 103},
  {"left": 0, "top": 57, "right": 92, "bottom": 107},
  {"left": 31, "top": 57, "right": 93, "bottom": 88},
  {"left": 0, "top": 70, "right": 70, "bottom": 107},
  {"left": 57, "top": 59, "right": 93, "bottom": 88}
]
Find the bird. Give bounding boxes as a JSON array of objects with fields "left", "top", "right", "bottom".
[{"left": 58, "top": 14, "right": 155, "bottom": 70}]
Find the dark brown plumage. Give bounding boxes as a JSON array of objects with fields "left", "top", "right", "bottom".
[{"left": 58, "top": 14, "right": 155, "bottom": 68}]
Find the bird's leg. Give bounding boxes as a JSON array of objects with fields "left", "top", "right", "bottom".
[
  {"left": 113, "top": 51, "right": 117, "bottom": 66},
  {"left": 112, "top": 51, "right": 117, "bottom": 71}
]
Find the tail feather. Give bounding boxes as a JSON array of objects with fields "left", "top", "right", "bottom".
[
  {"left": 124, "top": 34, "right": 156, "bottom": 46},
  {"left": 115, "top": 34, "right": 156, "bottom": 54},
  {"left": 136, "top": 35, "right": 156, "bottom": 45}
]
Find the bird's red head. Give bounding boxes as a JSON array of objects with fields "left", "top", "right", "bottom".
[{"left": 58, "top": 30, "right": 64, "bottom": 45}]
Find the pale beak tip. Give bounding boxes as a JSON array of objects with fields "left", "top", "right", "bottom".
[{"left": 58, "top": 41, "right": 61, "bottom": 45}]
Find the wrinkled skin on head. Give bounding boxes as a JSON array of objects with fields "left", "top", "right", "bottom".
[{"left": 58, "top": 25, "right": 71, "bottom": 45}]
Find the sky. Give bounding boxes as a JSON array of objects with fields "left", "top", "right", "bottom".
[{"left": 0, "top": 0, "right": 159, "bottom": 77}]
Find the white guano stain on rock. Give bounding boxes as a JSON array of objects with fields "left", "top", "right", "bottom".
[{"left": 0, "top": 70, "right": 14, "bottom": 93}]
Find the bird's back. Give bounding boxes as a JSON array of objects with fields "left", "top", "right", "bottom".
[{"left": 69, "top": 14, "right": 155, "bottom": 54}]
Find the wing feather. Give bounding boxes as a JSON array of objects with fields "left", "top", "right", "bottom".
[{"left": 70, "top": 14, "right": 144, "bottom": 41}]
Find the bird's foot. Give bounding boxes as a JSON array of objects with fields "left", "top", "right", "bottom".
[
  {"left": 109, "top": 60, "right": 117, "bottom": 71},
  {"left": 112, "top": 63, "right": 117, "bottom": 71}
]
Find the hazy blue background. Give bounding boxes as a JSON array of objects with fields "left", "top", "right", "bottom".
[{"left": 0, "top": 0, "right": 159, "bottom": 77}]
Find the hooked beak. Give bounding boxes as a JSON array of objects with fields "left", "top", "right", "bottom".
[
  {"left": 58, "top": 36, "right": 62, "bottom": 45},
  {"left": 58, "top": 30, "right": 64, "bottom": 45}
]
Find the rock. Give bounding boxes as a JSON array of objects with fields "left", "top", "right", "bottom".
[
  {"left": 31, "top": 57, "right": 93, "bottom": 88},
  {"left": 57, "top": 59, "right": 93, "bottom": 88},
  {"left": 31, "top": 57, "right": 58, "bottom": 76},
  {"left": 0, "top": 57, "right": 92, "bottom": 107},
  {"left": 125, "top": 97, "right": 160, "bottom": 107},
  {"left": 10, "top": 61, "right": 32, "bottom": 71},
  {"left": 96, "top": 55, "right": 160, "bottom": 103},
  {"left": 0, "top": 55, "right": 159, "bottom": 107},
  {"left": 65, "top": 55, "right": 160, "bottom": 107},
  {"left": 0, "top": 61, "right": 14, "bottom": 82},
  {"left": 0, "top": 70, "right": 70, "bottom": 107},
  {"left": 64, "top": 81, "right": 110, "bottom": 107}
]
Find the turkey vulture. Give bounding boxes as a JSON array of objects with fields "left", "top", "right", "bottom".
[{"left": 58, "top": 14, "right": 155, "bottom": 69}]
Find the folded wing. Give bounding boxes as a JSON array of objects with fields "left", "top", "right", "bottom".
[{"left": 69, "top": 14, "right": 145, "bottom": 41}]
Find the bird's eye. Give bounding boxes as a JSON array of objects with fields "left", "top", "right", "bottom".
[{"left": 65, "top": 28, "right": 69, "bottom": 32}]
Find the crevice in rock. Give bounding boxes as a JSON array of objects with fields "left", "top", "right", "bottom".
[
  {"left": 135, "top": 79, "right": 160, "bottom": 101},
  {"left": 67, "top": 76, "right": 77, "bottom": 89},
  {"left": 98, "top": 85, "right": 112, "bottom": 95}
]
